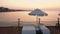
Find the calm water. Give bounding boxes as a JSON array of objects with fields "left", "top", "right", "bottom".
[{"left": 0, "top": 11, "right": 60, "bottom": 26}]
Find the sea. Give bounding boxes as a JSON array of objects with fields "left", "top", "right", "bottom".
[{"left": 0, "top": 11, "right": 60, "bottom": 26}]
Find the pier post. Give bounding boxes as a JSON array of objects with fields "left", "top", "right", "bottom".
[
  {"left": 18, "top": 18, "right": 20, "bottom": 28},
  {"left": 57, "top": 18, "right": 59, "bottom": 27},
  {"left": 17, "top": 18, "right": 20, "bottom": 32}
]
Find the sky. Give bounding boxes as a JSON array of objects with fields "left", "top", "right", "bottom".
[{"left": 0, "top": 0, "right": 60, "bottom": 10}]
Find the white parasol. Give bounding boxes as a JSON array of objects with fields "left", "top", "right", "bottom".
[{"left": 29, "top": 8, "right": 48, "bottom": 24}]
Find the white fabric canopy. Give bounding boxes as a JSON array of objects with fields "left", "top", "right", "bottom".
[
  {"left": 29, "top": 8, "right": 48, "bottom": 16},
  {"left": 59, "top": 14, "right": 60, "bottom": 16}
]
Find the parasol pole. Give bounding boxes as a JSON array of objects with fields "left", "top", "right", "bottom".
[
  {"left": 39, "top": 18, "right": 40, "bottom": 25},
  {"left": 36, "top": 15, "right": 38, "bottom": 24}
]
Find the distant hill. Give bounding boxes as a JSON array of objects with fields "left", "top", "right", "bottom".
[{"left": 0, "top": 7, "right": 31, "bottom": 12}]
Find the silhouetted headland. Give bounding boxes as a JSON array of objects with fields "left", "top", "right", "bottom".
[{"left": 0, "top": 7, "right": 31, "bottom": 12}]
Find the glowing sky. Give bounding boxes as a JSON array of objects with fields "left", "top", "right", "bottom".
[{"left": 0, "top": 0, "right": 60, "bottom": 10}]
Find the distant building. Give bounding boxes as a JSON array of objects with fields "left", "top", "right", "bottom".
[{"left": 0, "top": 7, "right": 9, "bottom": 11}]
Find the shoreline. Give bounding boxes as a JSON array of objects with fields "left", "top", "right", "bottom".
[{"left": 0, "top": 26, "right": 60, "bottom": 34}]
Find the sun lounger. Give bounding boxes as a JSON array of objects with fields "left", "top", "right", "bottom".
[
  {"left": 22, "top": 24, "right": 36, "bottom": 34},
  {"left": 39, "top": 24, "right": 50, "bottom": 34}
]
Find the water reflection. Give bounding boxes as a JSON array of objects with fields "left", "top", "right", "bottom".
[{"left": 0, "top": 11, "right": 60, "bottom": 26}]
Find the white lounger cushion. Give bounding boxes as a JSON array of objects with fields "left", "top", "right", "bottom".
[
  {"left": 40, "top": 25, "right": 50, "bottom": 34},
  {"left": 22, "top": 24, "right": 36, "bottom": 34},
  {"left": 35, "top": 23, "right": 50, "bottom": 34}
]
